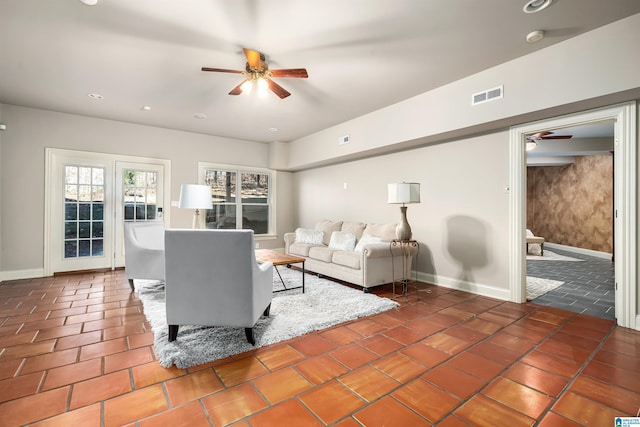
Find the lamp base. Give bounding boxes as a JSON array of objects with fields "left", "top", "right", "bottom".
[
  {"left": 396, "top": 206, "right": 412, "bottom": 241},
  {"left": 192, "top": 209, "right": 201, "bottom": 229}
]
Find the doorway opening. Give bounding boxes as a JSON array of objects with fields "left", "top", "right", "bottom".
[
  {"left": 509, "top": 102, "right": 637, "bottom": 330},
  {"left": 525, "top": 121, "right": 615, "bottom": 319}
]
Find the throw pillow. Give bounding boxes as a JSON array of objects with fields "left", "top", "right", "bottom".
[
  {"left": 328, "top": 231, "right": 356, "bottom": 251},
  {"left": 295, "top": 228, "right": 324, "bottom": 245},
  {"left": 362, "top": 223, "right": 396, "bottom": 242},
  {"left": 315, "top": 220, "right": 343, "bottom": 245},
  {"left": 354, "top": 234, "right": 383, "bottom": 252}
]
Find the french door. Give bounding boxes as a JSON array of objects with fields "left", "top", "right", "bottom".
[
  {"left": 45, "top": 149, "right": 170, "bottom": 275},
  {"left": 114, "top": 162, "right": 165, "bottom": 267}
]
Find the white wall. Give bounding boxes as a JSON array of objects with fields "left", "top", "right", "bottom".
[
  {"left": 288, "top": 14, "right": 640, "bottom": 303},
  {"left": 286, "top": 13, "right": 640, "bottom": 171},
  {"left": 295, "top": 131, "right": 511, "bottom": 299},
  {"left": 0, "top": 105, "right": 293, "bottom": 276},
  {"left": 2, "top": 13, "right": 639, "bottom": 305}
]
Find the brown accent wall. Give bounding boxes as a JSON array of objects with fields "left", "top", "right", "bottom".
[{"left": 527, "top": 154, "right": 613, "bottom": 253}]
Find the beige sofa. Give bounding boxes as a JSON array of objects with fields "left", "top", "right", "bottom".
[{"left": 284, "top": 220, "right": 416, "bottom": 291}]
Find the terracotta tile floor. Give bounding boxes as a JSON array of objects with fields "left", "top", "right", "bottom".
[{"left": 1, "top": 271, "right": 640, "bottom": 426}]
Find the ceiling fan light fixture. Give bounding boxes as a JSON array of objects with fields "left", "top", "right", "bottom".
[
  {"left": 256, "top": 77, "right": 269, "bottom": 97},
  {"left": 526, "top": 141, "right": 537, "bottom": 151},
  {"left": 523, "top": 0, "right": 552, "bottom": 13},
  {"left": 202, "top": 48, "right": 306, "bottom": 99},
  {"left": 240, "top": 79, "right": 253, "bottom": 94}
]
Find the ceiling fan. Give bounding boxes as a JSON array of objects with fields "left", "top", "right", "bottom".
[
  {"left": 526, "top": 131, "right": 573, "bottom": 151},
  {"left": 201, "top": 48, "right": 308, "bottom": 99},
  {"left": 530, "top": 131, "right": 573, "bottom": 140}
]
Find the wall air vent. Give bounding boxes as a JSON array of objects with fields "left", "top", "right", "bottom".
[{"left": 471, "top": 85, "right": 503, "bottom": 106}]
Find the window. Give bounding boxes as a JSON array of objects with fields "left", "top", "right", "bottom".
[
  {"left": 123, "top": 169, "right": 158, "bottom": 222},
  {"left": 64, "top": 165, "right": 104, "bottom": 258},
  {"left": 202, "top": 165, "right": 274, "bottom": 235}
]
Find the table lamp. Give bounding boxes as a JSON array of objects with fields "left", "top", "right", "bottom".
[
  {"left": 179, "top": 184, "right": 213, "bottom": 229},
  {"left": 388, "top": 182, "right": 421, "bottom": 240}
]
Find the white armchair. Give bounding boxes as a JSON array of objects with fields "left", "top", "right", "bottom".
[
  {"left": 123, "top": 221, "right": 165, "bottom": 290},
  {"left": 164, "top": 229, "right": 274, "bottom": 345}
]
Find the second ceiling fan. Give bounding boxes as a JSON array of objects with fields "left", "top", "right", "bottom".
[
  {"left": 202, "top": 48, "right": 308, "bottom": 99},
  {"left": 526, "top": 130, "right": 573, "bottom": 151}
]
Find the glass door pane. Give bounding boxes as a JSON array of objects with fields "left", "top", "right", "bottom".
[
  {"left": 123, "top": 169, "right": 158, "bottom": 222},
  {"left": 63, "top": 165, "right": 105, "bottom": 259}
]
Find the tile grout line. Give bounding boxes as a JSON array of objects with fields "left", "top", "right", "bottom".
[
  {"left": 531, "top": 320, "right": 619, "bottom": 425},
  {"left": 407, "top": 302, "right": 582, "bottom": 424}
]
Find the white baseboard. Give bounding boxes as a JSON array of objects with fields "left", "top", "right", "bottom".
[
  {"left": 416, "top": 271, "right": 511, "bottom": 301},
  {"left": 545, "top": 242, "right": 612, "bottom": 260},
  {"left": 0, "top": 268, "right": 46, "bottom": 283}
]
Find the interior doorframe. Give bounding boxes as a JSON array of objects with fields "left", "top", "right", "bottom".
[
  {"left": 44, "top": 148, "right": 171, "bottom": 276},
  {"left": 508, "top": 102, "right": 637, "bottom": 329}
]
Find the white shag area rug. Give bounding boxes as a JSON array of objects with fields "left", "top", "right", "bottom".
[
  {"left": 136, "top": 268, "right": 398, "bottom": 368},
  {"left": 527, "top": 250, "right": 584, "bottom": 262},
  {"left": 527, "top": 276, "right": 565, "bottom": 300}
]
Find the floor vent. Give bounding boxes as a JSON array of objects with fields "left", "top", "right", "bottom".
[{"left": 471, "top": 85, "right": 503, "bottom": 106}]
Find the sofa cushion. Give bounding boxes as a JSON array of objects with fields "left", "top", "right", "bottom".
[
  {"left": 332, "top": 251, "right": 361, "bottom": 269},
  {"left": 289, "top": 242, "right": 316, "bottom": 257},
  {"left": 315, "top": 220, "right": 343, "bottom": 245},
  {"left": 328, "top": 231, "right": 356, "bottom": 251},
  {"left": 362, "top": 223, "right": 396, "bottom": 242},
  {"left": 308, "top": 246, "right": 334, "bottom": 263},
  {"left": 295, "top": 227, "right": 324, "bottom": 245},
  {"left": 354, "top": 234, "right": 383, "bottom": 252},
  {"left": 341, "top": 221, "right": 367, "bottom": 241}
]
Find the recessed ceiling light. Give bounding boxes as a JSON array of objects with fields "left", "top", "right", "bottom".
[
  {"left": 80, "top": 0, "right": 98, "bottom": 5},
  {"left": 141, "top": 105, "right": 152, "bottom": 111},
  {"left": 523, "top": 0, "right": 552, "bottom": 13},
  {"left": 268, "top": 127, "right": 278, "bottom": 132},
  {"left": 193, "top": 113, "right": 207, "bottom": 119},
  {"left": 87, "top": 93, "right": 103, "bottom": 100},
  {"left": 526, "top": 30, "right": 545, "bottom": 43}
]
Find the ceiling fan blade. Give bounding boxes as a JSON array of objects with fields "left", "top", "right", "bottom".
[
  {"left": 270, "top": 68, "right": 309, "bottom": 78},
  {"left": 243, "top": 48, "right": 263, "bottom": 70},
  {"left": 532, "top": 131, "right": 572, "bottom": 140},
  {"left": 228, "top": 80, "right": 247, "bottom": 96},
  {"left": 541, "top": 135, "right": 573, "bottom": 139},
  {"left": 532, "top": 131, "right": 553, "bottom": 138},
  {"left": 267, "top": 79, "right": 291, "bottom": 99},
  {"left": 201, "top": 67, "right": 244, "bottom": 74}
]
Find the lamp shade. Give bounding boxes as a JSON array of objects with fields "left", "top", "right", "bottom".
[
  {"left": 388, "top": 183, "right": 420, "bottom": 204},
  {"left": 178, "top": 184, "right": 213, "bottom": 209}
]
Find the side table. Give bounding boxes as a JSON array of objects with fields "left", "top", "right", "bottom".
[{"left": 389, "top": 239, "right": 419, "bottom": 298}]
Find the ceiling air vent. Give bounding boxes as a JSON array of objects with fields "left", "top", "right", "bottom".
[{"left": 471, "top": 85, "right": 503, "bottom": 106}]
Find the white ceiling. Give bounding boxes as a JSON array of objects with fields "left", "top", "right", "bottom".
[{"left": 1, "top": 0, "right": 639, "bottom": 143}]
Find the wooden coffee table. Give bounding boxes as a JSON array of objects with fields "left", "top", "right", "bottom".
[{"left": 255, "top": 249, "right": 306, "bottom": 293}]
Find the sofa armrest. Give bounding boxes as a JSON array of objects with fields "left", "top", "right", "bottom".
[
  {"left": 362, "top": 243, "right": 393, "bottom": 258},
  {"left": 284, "top": 232, "right": 296, "bottom": 254},
  {"left": 362, "top": 242, "right": 418, "bottom": 258}
]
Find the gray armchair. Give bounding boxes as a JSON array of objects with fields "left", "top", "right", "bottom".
[
  {"left": 164, "top": 229, "right": 274, "bottom": 345},
  {"left": 123, "top": 221, "right": 165, "bottom": 290}
]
